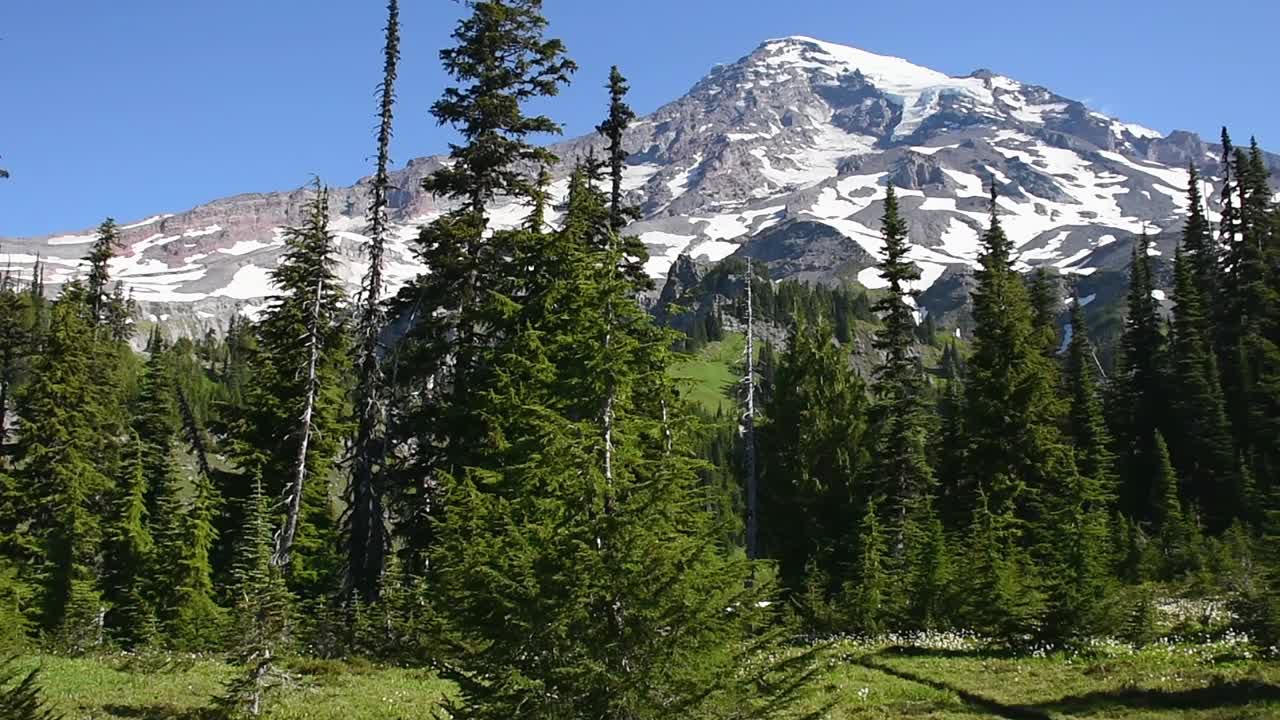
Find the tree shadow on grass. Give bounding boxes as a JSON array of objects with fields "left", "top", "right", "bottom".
[
  {"left": 856, "top": 654, "right": 1280, "bottom": 719},
  {"left": 101, "top": 704, "right": 212, "bottom": 720},
  {"left": 854, "top": 656, "right": 1051, "bottom": 720},
  {"left": 1036, "top": 679, "right": 1280, "bottom": 716}
]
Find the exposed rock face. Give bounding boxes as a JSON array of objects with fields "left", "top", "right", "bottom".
[{"left": 3, "top": 35, "right": 1277, "bottom": 336}]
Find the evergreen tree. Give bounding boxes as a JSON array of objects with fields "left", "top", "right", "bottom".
[
  {"left": 84, "top": 219, "right": 121, "bottom": 326},
  {"left": 1181, "top": 164, "right": 1220, "bottom": 311},
  {"left": 845, "top": 494, "right": 886, "bottom": 633},
  {"left": 166, "top": 464, "right": 223, "bottom": 650},
  {"left": 1109, "top": 230, "right": 1170, "bottom": 521},
  {"left": 902, "top": 496, "right": 953, "bottom": 630},
  {"left": 344, "top": 0, "right": 400, "bottom": 604},
  {"left": 867, "top": 184, "right": 935, "bottom": 560},
  {"left": 12, "top": 284, "right": 111, "bottom": 644},
  {"left": 391, "top": 0, "right": 576, "bottom": 570},
  {"left": 961, "top": 187, "right": 1082, "bottom": 639},
  {"left": 1027, "top": 268, "right": 1060, "bottom": 357},
  {"left": 1218, "top": 140, "right": 1280, "bottom": 489},
  {"left": 1064, "top": 292, "right": 1117, "bottom": 499},
  {"left": 956, "top": 490, "right": 1044, "bottom": 642},
  {"left": 758, "top": 320, "right": 869, "bottom": 602},
  {"left": 1150, "top": 431, "right": 1195, "bottom": 578},
  {"left": 102, "top": 434, "right": 155, "bottom": 647},
  {"left": 596, "top": 65, "right": 649, "bottom": 289},
  {"left": 428, "top": 107, "right": 819, "bottom": 719},
  {"left": 963, "top": 187, "right": 1074, "bottom": 529},
  {"left": 228, "top": 184, "right": 349, "bottom": 599},
  {"left": 218, "top": 479, "right": 294, "bottom": 718},
  {"left": 1041, "top": 443, "right": 1115, "bottom": 642},
  {"left": 0, "top": 275, "right": 35, "bottom": 441},
  {"left": 1169, "top": 234, "right": 1235, "bottom": 529}
]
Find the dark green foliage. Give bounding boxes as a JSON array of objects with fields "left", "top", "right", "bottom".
[
  {"left": 955, "top": 491, "right": 1044, "bottom": 642},
  {"left": 390, "top": 0, "right": 577, "bottom": 573},
  {"left": 0, "top": 657, "right": 62, "bottom": 720},
  {"left": 1, "top": 1, "right": 1278, "bottom": 685},
  {"left": 425, "top": 0, "right": 576, "bottom": 212},
  {"left": 758, "top": 320, "right": 869, "bottom": 602},
  {"left": 958, "top": 187, "right": 1096, "bottom": 642},
  {"left": 1027, "top": 267, "right": 1060, "bottom": 357},
  {"left": 343, "top": 0, "right": 399, "bottom": 604},
  {"left": 1151, "top": 431, "right": 1196, "bottom": 579},
  {"left": 868, "top": 185, "right": 935, "bottom": 558},
  {"left": 422, "top": 57, "right": 822, "bottom": 711},
  {"left": 1041, "top": 456, "right": 1116, "bottom": 642},
  {"left": 845, "top": 494, "right": 887, "bottom": 633},
  {"left": 596, "top": 65, "right": 649, "bottom": 288},
  {"left": 1217, "top": 140, "right": 1280, "bottom": 497},
  {"left": 901, "top": 497, "right": 952, "bottom": 630},
  {"left": 227, "top": 184, "right": 349, "bottom": 600},
  {"left": 0, "top": 274, "right": 37, "bottom": 440},
  {"left": 1169, "top": 238, "right": 1236, "bottom": 529},
  {"left": 1109, "top": 230, "right": 1170, "bottom": 522},
  {"left": 219, "top": 479, "right": 294, "bottom": 718},
  {"left": 1065, "top": 293, "right": 1116, "bottom": 499},
  {"left": 963, "top": 190, "right": 1073, "bottom": 530},
  {"left": 13, "top": 284, "right": 112, "bottom": 641},
  {"left": 102, "top": 433, "right": 156, "bottom": 647},
  {"left": 84, "top": 219, "right": 122, "bottom": 326},
  {"left": 0, "top": 557, "right": 33, "bottom": 650},
  {"left": 166, "top": 463, "right": 224, "bottom": 650}
]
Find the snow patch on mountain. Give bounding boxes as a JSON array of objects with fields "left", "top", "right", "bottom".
[{"left": 765, "top": 36, "right": 994, "bottom": 138}]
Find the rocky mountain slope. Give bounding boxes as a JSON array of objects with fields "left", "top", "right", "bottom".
[{"left": 3, "top": 36, "right": 1277, "bottom": 337}]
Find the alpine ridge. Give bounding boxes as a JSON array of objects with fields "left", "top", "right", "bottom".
[{"left": 3, "top": 35, "right": 1277, "bottom": 336}]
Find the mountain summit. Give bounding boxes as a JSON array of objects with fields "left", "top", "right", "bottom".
[{"left": 2, "top": 36, "right": 1276, "bottom": 334}]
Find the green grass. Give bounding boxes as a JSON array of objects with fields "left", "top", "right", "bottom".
[
  {"left": 669, "top": 332, "right": 746, "bottom": 414},
  {"left": 14, "top": 638, "right": 1279, "bottom": 719},
  {"left": 11, "top": 654, "right": 450, "bottom": 719}
]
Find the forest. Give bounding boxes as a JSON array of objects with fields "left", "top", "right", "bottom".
[{"left": 2, "top": 1, "right": 1279, "bottom": 718}]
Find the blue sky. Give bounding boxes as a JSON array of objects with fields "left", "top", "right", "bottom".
[{"left": 2, "top": 0, "right": 1276, "bottom": 237}]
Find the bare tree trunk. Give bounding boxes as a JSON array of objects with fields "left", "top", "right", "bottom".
[
  {"left": 273, "top": 275, "right": 324, "bottom": 570},
  {"left": 742, "top": 257, "right": 759, "bottom": 561}
]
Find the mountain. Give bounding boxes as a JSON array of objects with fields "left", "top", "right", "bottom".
[{"left": 3, "top": 35, "right": 1277, "bottom": 337}]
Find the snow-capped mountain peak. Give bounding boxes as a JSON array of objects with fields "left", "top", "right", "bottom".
[
  {"left": 756, "top": 36, "right": 996, "bottom": 139},
  {"left": 2, "top": 36, "right": 1276, "bottom": 337}
]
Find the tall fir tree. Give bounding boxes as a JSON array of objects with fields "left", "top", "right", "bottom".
[
  {"left": 1109, "top": 230, "right": 1170, "bottom": 522},
  {"left": 427, "top": 98, "right": 822, "bottom": 717},
  {"left": 344, "top": 0, "right": 400, "bottom": 604},
  {"left": 595, "top": 65, "right": 649, "bottom": 289},
  {"left": 228, "top": 184, "right": 349, "bottom": 599},
  {"left": 13, "top": 284, "right": 112, "bottom": 644},
  {"left": 1218, "top": 140, "right": 1280, "bottom": 488},
  {"left": 84, "top": 219, "right": 121, "bottom": 326},
  {"left": 1168, "top": 235, "right": 1236, "bottom": 529},
  {"left": 867, "top": 185, "right": 935, "bottom": 558},
  {"left": 1182, "top": 164, "right": 1220, "bottom": 311},
  {"left": 759, "top": 320, "right": 870, "bottom": 604},
  {"left": 961, "top": 186, "right": 1083, "bottom": 639},
  {"left": 390, "top": 0, "right": 576, "bottom": 570},
  {"left": 102, "top": 433, "right": 156, "bottom": 647}
]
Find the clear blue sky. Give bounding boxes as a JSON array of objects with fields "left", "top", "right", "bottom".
[{"left": 2, "top": 0, "right": 1275, "bottom": 237}]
